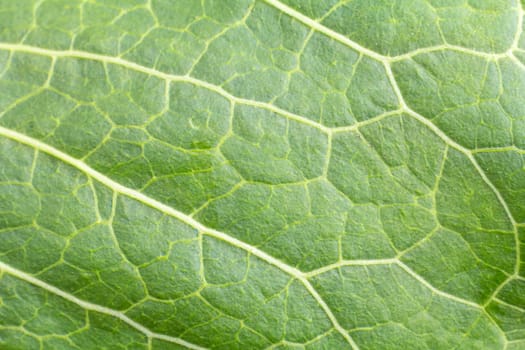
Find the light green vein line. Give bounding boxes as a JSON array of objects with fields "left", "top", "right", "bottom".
[
  {"left": 0, "top": 125, "right": 358, "bottom": 350},
  {"left": 0, "top": 6, "right": 521, "bottom": 344},
  {"left": 0, "top": 126, "right": 302, "bottom": 280},
  {"left": 331, "top": 109, "right": 403, "bottom": 133},
  {"left": 406, "top": 113, "right": 521, "bottom": 302},
  {"left": 0, "top": 42, "right": 330, "bottom": 134},
  {"left": 265, "top": 0, "right": 522, "bottom": 253},
  {"left": 389, "top": 44, "right": 507, "bottom": 62},
  {"left": 261, "top": 0, "right": 523, "bottom": 312},
  {"left": 493, "top": 297, "right": 525, "bottom": 313},
  {"left": 510, "top": 52, "right": 525, "bottom": 72},
  {"left": 384, "top": 60, "right": 518, "bottom": 221},
  {"left": 264, "top": 0, "right": 514, "bottom": 62},
  {"left": 484, "top": 274, "right": 519, "bottom": 309},
  {"left": 384, "top": 61, "right": 521, "bottom": 280},
  {"left": 305, "top": 259, "right": 398, "bottom": 278},
  {"left": 472, "top": 146, "right": 525, "bottom": 154},
  {"left": 0, "top": 42, "right": 414, "bottom": 139},
  {"left": 0, "top": 261, "right": 208, "bottom": 350},
  {"left": 263, "top": 0, "right": 386, "bottom": 61},
  {"left": 395, "top": 261, "right": 482, "bottom": 309},
  {"left": 306, "top": 259, "right": 486, "bottom": 310}
]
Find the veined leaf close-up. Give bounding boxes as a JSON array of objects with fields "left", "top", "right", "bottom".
[{"left": 0, "top": 0, "right": 524, "bottom": 349}]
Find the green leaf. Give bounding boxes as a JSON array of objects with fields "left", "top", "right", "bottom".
[{"left": 0, "top": 0, "right": 524, "bottom": 349}]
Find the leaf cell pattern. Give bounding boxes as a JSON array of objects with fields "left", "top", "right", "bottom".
[{"left": 0, "top": 0, "right": 524, "bottom": 349}]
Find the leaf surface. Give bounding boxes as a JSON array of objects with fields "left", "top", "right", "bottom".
[{"left": 0, "top": 0, "right": 524, "bottom": 349}]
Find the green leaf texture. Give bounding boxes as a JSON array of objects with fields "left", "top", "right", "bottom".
[{"left": 0, "top": 0, "right": 524, "bottom": 349}]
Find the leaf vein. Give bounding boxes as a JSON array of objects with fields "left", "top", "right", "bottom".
[{"left": 0, "top": 261, "right": 208, "bottom": 350}]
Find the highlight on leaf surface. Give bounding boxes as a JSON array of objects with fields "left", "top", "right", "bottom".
[{"left": 0, "top": 0, "right": 524, "bottom": 349}]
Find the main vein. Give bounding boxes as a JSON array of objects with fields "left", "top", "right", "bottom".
[
  {"left": 265, "top": 0, "right": 522, "bottom": 329},
  {"left": 0, "top": 42, "right": 330, "bottom": 134},
  {"left": 0, "top": 125, "right": 358, "bottom": 349},
  {"left": 262, "top": 0, "right": 520, "bottom": 272},
  {"left": 0, "top": 2, "right": 522, "bottom": 344},
  {"left": 263, "top": 0, "right": 520, "bottom": 62},
  {"left": 0, "top": 261, "right": 207, "bottom": 350},
  {"left": 0, "top": 36, "right": 520, "bottom": 346},
  {"left": 0, "top": 122, "right": 506, "bottom": 348}
]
